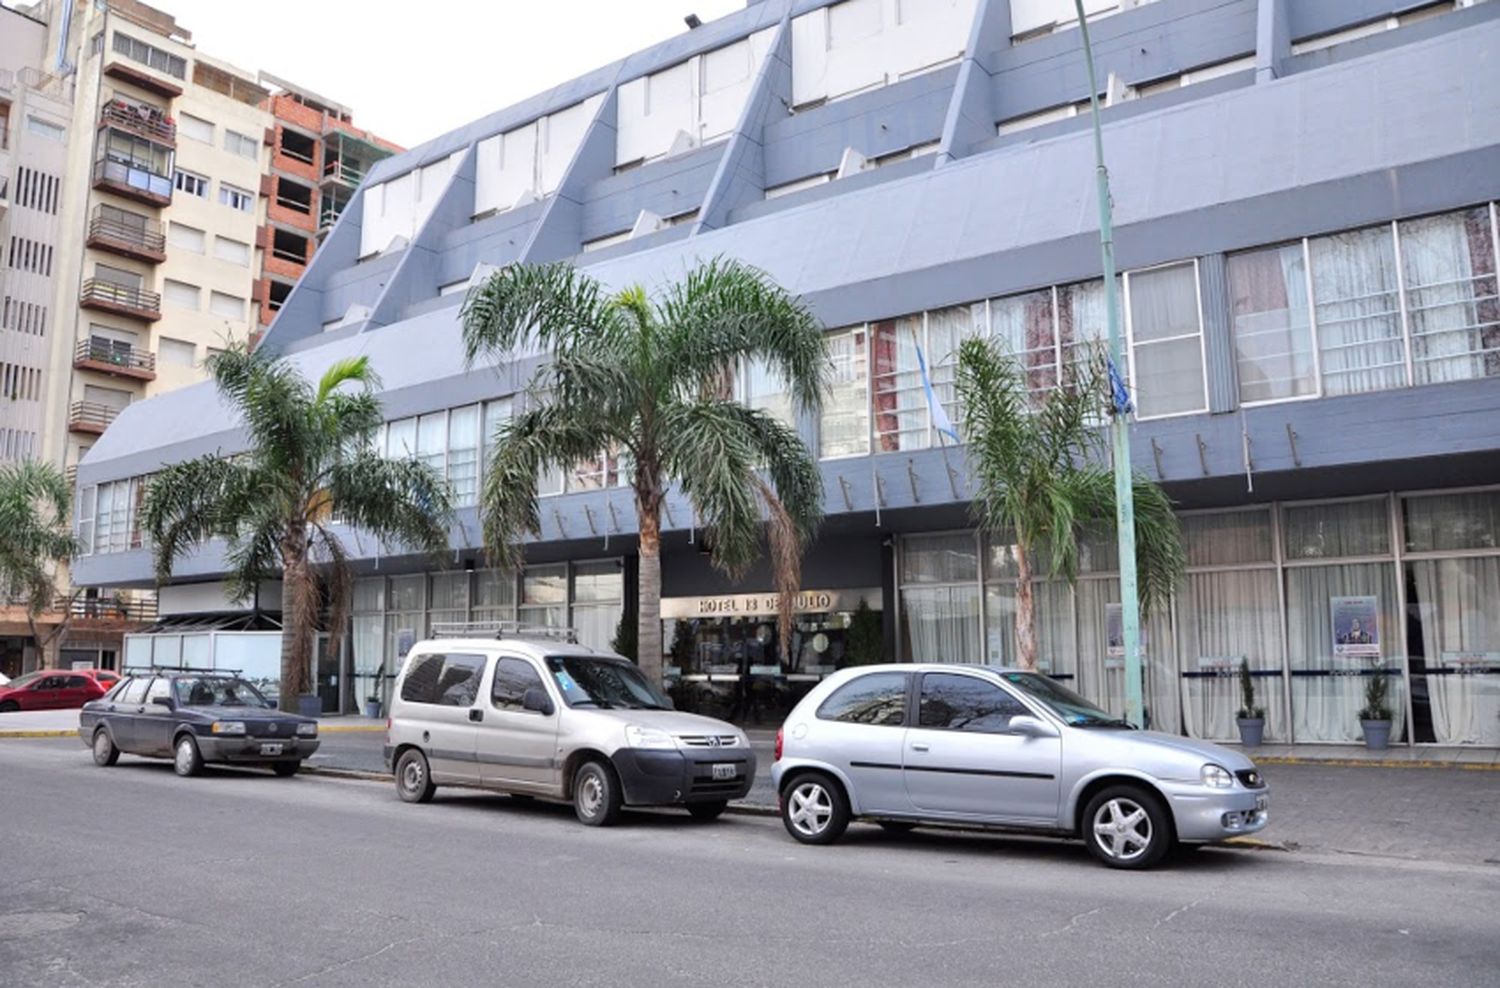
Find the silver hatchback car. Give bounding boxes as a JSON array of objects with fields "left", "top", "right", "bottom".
[{"left": 771, "top": 664, "right": 1269, "bottom": 868}]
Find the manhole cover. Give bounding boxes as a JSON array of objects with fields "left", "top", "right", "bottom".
[{"left": 6, "top": 911, "right": 84, "bottom": 936}]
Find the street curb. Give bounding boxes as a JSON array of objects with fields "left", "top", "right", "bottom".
[
  {"left": 1255, "top": 755, "right": 1500, "bottom": 771},
  {"left": 0, "top": 730, "right": 77, "bottom": 739}
]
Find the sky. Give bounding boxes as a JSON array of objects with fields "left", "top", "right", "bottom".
[{"left": 164, "top": 0, "right": 749, "bottom": 149}]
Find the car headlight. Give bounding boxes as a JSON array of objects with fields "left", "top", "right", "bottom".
[
  {"left": 730, "top": 733, "right": 748, "bottom": 749},
  {"left": 624, "top": 725, "right": 677, "bottom": 750},
  {"left": 296, "top": 723, "right": 317, "bottom": 737},
  {"left": 211, "top": 721, "right": 246, "bottom": 735},
  {"left": 1201, "top": 763, "right": 1234, "bottom": 788}
]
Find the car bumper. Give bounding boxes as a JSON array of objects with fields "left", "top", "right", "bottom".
[
  {"left": 1161, "top": 782, "right": 1270, "bottom": 841},
  {"left": 609, "top": 746, "right": 756, "bottom": 806},
  {"left": 195, "top": 735, "right": 321, "bottom": 763}
]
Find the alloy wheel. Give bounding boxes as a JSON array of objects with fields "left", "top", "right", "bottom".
[
  {"left": 1092, "top": 797, "right": 1153, "bottom": 862},
  {"left": 787, "top": 781, "right": 834, "bottom": 838}
]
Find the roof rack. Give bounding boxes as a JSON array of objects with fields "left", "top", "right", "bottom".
[
  {"left": 122, "top": 665, "right": 243, "bottom": 675},
  {"left": 430, "top": 620, "right": 581, "bottom": 644}
]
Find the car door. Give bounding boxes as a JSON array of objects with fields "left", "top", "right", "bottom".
[
  {"left": 400, "top": 652, "right": 486, "bottom": 783},
  {"left": 901, "top": 671, "right": 1062, "bottom": 825},
  {"left": 477, "top": 656, "right": 561, "bottom": 791},
  {"left": 806, "top": 671, "right": 915, "bottom": 815},
  {"left": 58, "top": 675, "right": 95, "bottom": 709},
  {"left": 28, "top": 676, "right": 64, "bottom": 710},
  {"left": 108, "top": 677, "right": 151, "bottom": 751},
  {"left": 133, "top": 677, "right": 179, "bottom": 756}
]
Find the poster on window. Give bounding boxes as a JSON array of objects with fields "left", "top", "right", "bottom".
[
  {"left": 1330, "top": 596, "right": 1380, "bottom": 659},
  {"left": 1104, "top": 604, "right": 1147, "bottom": 667}
]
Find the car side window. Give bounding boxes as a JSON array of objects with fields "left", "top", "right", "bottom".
[
  {"left": 491, "top": 657, "right": 544, "bottom": 710},
  {"left": 816, "top": 673, "right": 908, "bottom": 726},
  {"left": 119, "top": 678, "right": 150, "bottom": 705},
  {"left": 65, "top": 676, "right": 89, "bottom": 689},
  {"left": 145, "top": 678, "right": 172, "bottom": 705},
  {"left": 918, "top": 673, "right": 1027, "bottom": 733},
  {"left": 36, "top": 676, "right": 62, "bottom": 690},
  {"left": 400, "top": 653, "right": 486, "bottom": 706}
]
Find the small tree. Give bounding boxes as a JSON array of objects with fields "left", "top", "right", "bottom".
[
  {"left": 1236, "top": 658, "right": 1264, "bottom": 720},
  {"left": 843, "top": 598, "right": 885, "bottom": 666},
  {"left": 0, "top": 460, "right": 79, "bottom": 667},
  {"left": 956, "top": 339, "right": 1185, "bottom": 671},
  {"left": 669, "top": 619, "right": 696, "bottom": 669},
  {"left": 1359, "top": 667, "right": 1392, "bottom": 722},
  {"left": 611, "top": 608, "right": 638, "bottom": 662}
]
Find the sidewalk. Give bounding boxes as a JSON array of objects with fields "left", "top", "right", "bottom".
[{"left": 0, "top": 709, "right": 386, "bottom": 738}]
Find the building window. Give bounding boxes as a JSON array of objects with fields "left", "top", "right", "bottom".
[
  {"left": 446, "top": 405, "right": 480, "bottom": 508},
  {"left": 416, "top": 411, "right": 447, "bottom": 478},
  {"left": 209, "top": 291, "right": 246, "bottom": 322},
  {"left": 871, "top": 304, "right": 981, "bottom": 451},
  {"left": 224, "top": 129, "right": 259, "bottom": 160},
  {"left": 158, "top": 337, "right": 195, "bottom": 366},
  {"left": 1308, "top": 226, "right": 1405, "bottom": 396},
  {"left": 1227, "top": 243, "right": 1317, "bottom": 404},
  {"left": 167, "top": 222, "right": 205, "bottom": 254},
  {"left": 214, "top": 236, "right": 251, "bottom": 266},
  {"left": 739, "top": 357, "right": 795, "bottom": 428},
  {"left": 26, "top": 116, "right": 66, "bottom": 142},
  {"left": 899, "top": 532, "right": 981, "bottom": 663},
  {"left": 1125, "top": 262, "right": 1206, "bottom": 419},
  {"left": 820, "top": 327, "right": 869, "bottom": 458},
  {"left": 570, "top": 560, "right": 623, "bottom": 651},
  {"left": 93, "top": 477, "right": 143, "bottom": 554},
  {"left": 163, "top": 279, "right": 200, "bottom": 310},
  {"left": 1399, "top": 208, "right": 1500, "bottom": 386},
  {"left": 990, "top": 288, "right": 1058, "bottom": 396},
  {"left": 175, "top": 169, "right": 208, "bottom": 198},
  {"left": 111, "top": 32, "right": 187, "bottom": 80},
  {"left": 520, "top": 564, "right": 568, "bottom": 628},
  {"left": 179, "top": 113, "right": 213, "bottom": 144},
  {"left": 219, "top": 183, "right": 254, "bottom": 213}
]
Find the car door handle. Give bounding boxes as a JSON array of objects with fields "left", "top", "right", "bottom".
[
  {"left": 469, "top": 709, "right": 483, "bottom": 723},
  {"left": 911, "top": 743, "right": 929, "bottom": 752}
]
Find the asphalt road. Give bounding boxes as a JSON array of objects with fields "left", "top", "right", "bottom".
[{"left": 2, "top": 740, "right": 1497, "bottom": 987}]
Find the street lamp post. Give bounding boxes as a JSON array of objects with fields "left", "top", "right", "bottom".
[{"left": 1073, "top": 1, "right": 1145, "bottom": 728}]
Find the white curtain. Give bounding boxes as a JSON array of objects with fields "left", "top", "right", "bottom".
[
  {"left": 1411, "top": 557, "right": 1500, "bottom": 746},
  {"left": 989, "top": 290, "right": 1058, "bottom": 395},
  {"left": 427, "top": 572, "right": 470, "bottom": 633},
  {"left": 984, "top": 580, "right": 1074, "bottom": 680},
  {"left": 1400, "top": 209, "right": 1498, "bottom": 386},
  {"left": 1127, "top": 262, "right": 1206, "bottom": 418},
  {"left": 1226, "top": 243, "right": 1317, "bottom": 403},
  {"left": 1075, "top": 579, "right": 1177, "bottom": 728},
  {"left": 1178, "top": 571, "right": 1286, "bottom": 742},
  {"left": 1309, "top": 226, "right": 1406, "bottom": 396},
  {"left": 1286, "top": 563, "right": 1405, "bottom": 743},
  {"left": 902, "top": 585, "right": 980, "bottom": 663}
]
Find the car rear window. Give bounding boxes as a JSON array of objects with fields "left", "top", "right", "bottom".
[
  {"left": 400, "top": 653, "right": 487, "bottom": 706},
  {"left": 816, "top": 672, "right": 908, "bottom": 726}
]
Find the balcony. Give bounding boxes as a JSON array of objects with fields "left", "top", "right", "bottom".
[
  {"left": 69, "top": 401, "right": 123, "bottom": 436},
  {"left": 86, "top": 206, "right": 166, "bottom": 263},
  {"left": 99, "top": 98, "right": 176, "bottom": 146},
  {"left": 73, "top": 338, "right": 157, "bottom": 381},
  {"left": 64, "top": 593, "right": 159, "bottom": 626},
  {"left": 321, "top": 158, "right": 367, "bottom": 190},
  {"left": 103, "top": 60, "right": 183, "bottom": 99},
  {"left": 92, "top": 158, "right": 172, "bottom": 207},
  {"left": 79, "top": 279, "right": 162, "bottom": 322}
]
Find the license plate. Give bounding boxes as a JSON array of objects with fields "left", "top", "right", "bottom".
[
  {"left": 260, "top": 743, "right": 283, "bottom": 756},
  {"left": 1255, "top": 794, "right": 1268, "bottom": 812},
  {"left": 711, "top": 763, "right": 736, "bottom": 781}
]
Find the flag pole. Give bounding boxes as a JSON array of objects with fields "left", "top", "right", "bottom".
[{"left": 1074, "top": 1, "right": 1144, "bottom": 728}]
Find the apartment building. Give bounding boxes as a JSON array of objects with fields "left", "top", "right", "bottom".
[{"left": 72, "top": 0, "right": 1500, "bottom": 747}]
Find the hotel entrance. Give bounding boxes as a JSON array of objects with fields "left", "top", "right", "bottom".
[{"left": 661, "top": 588, "right": 883, "bottom": 725}]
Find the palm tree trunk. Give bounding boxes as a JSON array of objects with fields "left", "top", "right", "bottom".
[
  {"left": 635, "top": 487, "right": 664, "bottom": 683},
  {"left": 1013, "top": 542, "right": 1038, "bottom": 672},
  {"left": 278, "top": 528, "right": 313, "bottom": 711}
]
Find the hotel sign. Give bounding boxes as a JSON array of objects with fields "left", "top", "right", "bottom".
[{"left": 661, "top": 588, "right": 882, "bottom": 620}]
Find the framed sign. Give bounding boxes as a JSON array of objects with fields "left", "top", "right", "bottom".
[
  {"left": 396, "top": 628, "right": 416, "bottom": 659},
  {"left": 1105, "top": 603, "right": 1148, "bottom": 661},
  {"left": 1330, "top": 596, "right": 1380, "bottom": 659}
]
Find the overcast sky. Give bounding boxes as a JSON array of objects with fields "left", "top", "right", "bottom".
[{"left": 164, "top": 0, "right": 749, "bottom": 149}]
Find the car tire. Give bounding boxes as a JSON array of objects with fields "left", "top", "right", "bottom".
[
  {"left": 877, "top": 820, "right": 917, "bottom": 835},
  {"left": 573, "top": 760, "right": 623, "bottom": 827},
  {"left": 173, "top": 735, "right": 204, "bottom": 778},
  {"left": 272, "top": 761, "right": 300, "bottom": 778},
  {"left": 395, "top": 749, "right": 436, "bottom": 804},
  {"left": 0, "top": 701, "right": 18, "bottom": 713},
  {"left": 686, "top": 800, "right": 728, "bottom": 822},
  {"left": 92, "top": 728, "right": 120, "bottom": 767},
  {"left": 780, "top": 772, "right": 850, "bottom": 846},
  {"left": 1082, "top": 785, "right": 1173, "bottom": 869}
]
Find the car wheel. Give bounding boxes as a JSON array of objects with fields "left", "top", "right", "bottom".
[
  {"left": 0, "top": 701, "right": 18, "bottom": 713},
  {"left": 781, "top": 773, "right": 850, "bottom": 846},
  {"left": 92, "top": 729, "right": 120, "bottom": 767},
  {"left": 395, "top": 749, "right": 436, "bottom": 804},
  {"left": 1083, "top": 785, "right": 1173, "bottom": 869},
  {"left": 272, "top": 761, "right": 300, "bottom": 778},
  {"left": 173, "top": 735, "right": 204, "bottom": 778},
  {"left": 573, "top": 761, "right": 623, "bottom": 827},
  {"left": 686, "top": 800, "right": 728, "bottom": 822},
  {"left": 877, "top": 820, "right": 917, "bottom": 835}
]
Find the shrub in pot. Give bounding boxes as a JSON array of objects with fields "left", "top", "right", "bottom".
[
  {"left": 1359, "top": 669, "right": 1394, "bottom": 750},
  {"left": 1235, "top": 658, "right": 1265, "bottom": 747}
]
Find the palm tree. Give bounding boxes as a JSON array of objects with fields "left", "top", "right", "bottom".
[
  {"left": 0, "top": 460, "right": 78, "bottom": 666},
  {"left": 143, "top": 345, "right": 454, "bottom": 710},
  {"left": 955, "top": 337, "right": 1185, "bottom": 671},
  {"left": 461, "top": 259, "right": 826, "bottom": 681}
]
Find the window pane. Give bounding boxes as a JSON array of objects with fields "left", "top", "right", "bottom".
[
  {"left": 872, "top": 316, "right": 927, "bottom": 452},
  {"left": 1129, "top": 263, "right": 1204, "bottom": 417},
  {"left": 416, "top": 412, "right": 445, "bottom": 476},
  {"left": 1129, "top": 263, "right": 1200, "bottom": 343},
  {"left": 435, "top": 654, "right": 486, "bottom": 706},
  {"left": 1399, "top": 208, "right": 1500, "bottom": 386},
  {"left": 386, "top": 417, "right": 416, "bottom": 458},
  {"left": 918, "top": 672, "right": 1026, "bottom": 731},
  {"left": 1176, "top": 569, "right": 1286, "bottom": 742},
  {"left": 1227, "top": 244, "right": 1317, "bottom": 402},
  {"left": 1283, "top": 500, "right": 1391, "bottom": 559},
  {"left": 446, "top": 405, "right": 479, "bottom": 507},
  {"left": 474, "top": 568, "right": 516, "bottom": 620},
  {"left": 901, "top": 585, "right": 980, "bottom": 663},
  {"left": 1309, "top": 226, "right": 1406, "bottom": 395},
  {"left": 742, "top": 357, "right": 795, "bottom": 427},
  {"left": 492, "top": 657, "right": 544, "bottom": 709},
  {"left": 820, "top": 327, "right": 868, "bottom": 458},
  {"left": 1403, "top": 491, "right": 1500, "bottom": 553},
  {"left": 901, "top": 532, "right": 978, "bottom": 583},
  {"left": 572, "top": 560, "right": 622, "bottom": 603},
  {"left": 990, "top": 290, "right": 1057, "bottom": 395},
  {"left": 1057, "top": 277, "right": 1116, "bottom": 382},
  {"left": 1181, "top": 509, "right": 1274, "bottom": 567},
  {"left": 522, "top": 564, "right": 567, "bottom": 605},
  {"left": 1407, "top": 557, "right": 1500, "bottom": 745},
  {"left": 925, "top": 303, "right": 984, "bottom": 430},
  {"left": 816, "top": 672, "right": 907, "bottom": 725}
]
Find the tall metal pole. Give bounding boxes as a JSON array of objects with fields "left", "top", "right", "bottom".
[{"left": 1073, "top": 2, "right": 1144, "bottom": 728}]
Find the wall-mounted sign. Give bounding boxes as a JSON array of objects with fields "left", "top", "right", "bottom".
[
  {"left": 1105, "top": 603, "right": 1150, "bottom": 660},
  {"left": 396, "top": 628, "right": 416, "bottom": 659},
  {"left": 661, "top": 588, "right": 882, "bottom": 620},
  {"left": 1330, "top": 595, "right": 1380, "bottom": 659}
]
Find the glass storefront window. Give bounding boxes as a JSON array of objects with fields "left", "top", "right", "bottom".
[
  {"left": 520, "top": 564, "right": 568, "bottom": 628},
  {"left": 571, "top": 560, "right": 623, "bottom": 651},
  {"left": 900, "top": 533, "right": 980, "bottom": 663},
  {"left": 428, "top": 572, "right": 470, "bottom": 633},
  {"left": 1227, "top": 243, "right": 1317, "bottom": 404},
  {"left": 1283, "top": 498, "right": 1390, "bottom": 559},
  {"left": 1403, "top": 491, "right": 1500, "bottom": 553},
  {"left": 474, "top": 569, "right": 517, "bottom": 624},
  {"left": 820, "top": 327, "right": 869, "bottom": 458}
]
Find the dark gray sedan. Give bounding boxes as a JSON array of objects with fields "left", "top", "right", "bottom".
[{"left": 79, "top": 673, "right": 320, "bottom": 777}]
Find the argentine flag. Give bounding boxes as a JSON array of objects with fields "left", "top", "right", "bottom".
[{"left": 916, "top": 345, "right": 960, "bottom": 444}]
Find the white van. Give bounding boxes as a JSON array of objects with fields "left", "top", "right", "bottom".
[{"left": 383, "top": 625, "right": 754, "bottom": 825}]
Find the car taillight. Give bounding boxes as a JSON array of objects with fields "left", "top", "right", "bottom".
[{"left": 774, "top": 727, "right": 783, "bottom": 762}]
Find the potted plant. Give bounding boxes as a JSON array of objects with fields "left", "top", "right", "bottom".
[
  {"left": 1359, "top": 667, "right": 1393, "bottom": 750},
  {"left": 1235, "top": 658, "right": 1265, "bottom": 747}
]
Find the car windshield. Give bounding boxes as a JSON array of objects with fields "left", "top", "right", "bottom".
[
  {"left": 8, "top": 672, "right": 42, "bottom": 689},
  {"left": 172, "top": 676, "right": 271, "bottom": 708},
  {"left": 997, "top": 671, "right": 1133, "bottom": 728},
  {"left": 546, "top": 656, "right": 671, "bottom": 710}
]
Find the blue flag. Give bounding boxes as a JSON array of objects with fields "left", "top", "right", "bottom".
[
  {"left": 916, "top": 345, "right": 961, "bottom": 443},
  {"left": 1107, "top": 357, "right": 1134, "bottom": 416}
]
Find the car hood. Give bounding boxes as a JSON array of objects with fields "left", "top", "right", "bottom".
[
  {"left": 183, "top": 704, "right": 313, "bottom": 723},
  {"left": 1112, "top": 729, "right": 1256, "bottom": 770},
  {"left": 581, "top": 708, "right": 741, "bottom": 738}
]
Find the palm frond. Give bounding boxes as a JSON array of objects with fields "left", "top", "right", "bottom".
[
  {"left": 659, "top": 399, "right": 770, "bottom": 578},
  {"left": 0, "top": 460, "right": 75, "bottom": 614},
  {"left": 315, "top": 355, "right": 380, "bottom": 405},
  {"left": 327, "top": 452, "right": 453, "bottom": 559},
  {"left": 460, "top": 262, "right": 625, "bottom": 366},
  {"left": 142, "top": 457, "right": 260, "bottom": 584}
]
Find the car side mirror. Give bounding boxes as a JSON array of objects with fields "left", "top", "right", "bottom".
[
  {"left": 151, "top": 696, "right": 174, "bottom": 708},
  {"left": 521, "top": 687, "right": 554, "bottom": 716},
  {"left": 1008, "top": 715, "right": 1055, "bottom": 738}
]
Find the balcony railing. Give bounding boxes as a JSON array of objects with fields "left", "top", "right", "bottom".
[
  {"left": 92, "top": 157, "right": 172, "bottom": 206},
  {"left": 321, "top": 158, "right": 366, "bottom": 189},
  {"left": 69, "top": 401, "right": 123, "bottom": 434},
  {"left": 275, "top": 194, "right": 314, "bottom": 215},
  {"left": 79, "top": 278, "right": 162, "bottom": 321},
  {"left": 99, "top": 98, "right": 176, "bottom": 145},
  {"left": 74, "top": 338, "right": 157, "bottom": 379},
  {"left": 86, "top": 206, "right": 166, "bottom": 262},
  {"left": 64, "top": 594, "right": 159, "bottom": 624}
]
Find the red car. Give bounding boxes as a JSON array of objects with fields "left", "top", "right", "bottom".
[{"left": 0, "top": 670, "right": 110, "bottom": 712}]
